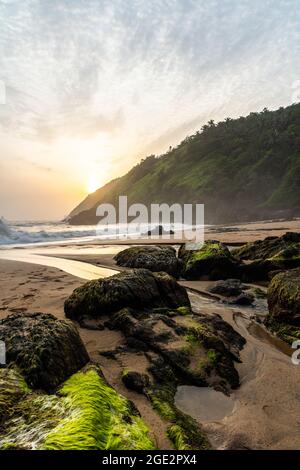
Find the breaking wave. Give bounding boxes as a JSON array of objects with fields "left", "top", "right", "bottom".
[{"left": 0, "top": 218, "right": 102, "bottom": 246}]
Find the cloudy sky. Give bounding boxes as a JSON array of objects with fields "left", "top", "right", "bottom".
[{"left": 0, "top": 0, "right": 299, "bottom": 219}]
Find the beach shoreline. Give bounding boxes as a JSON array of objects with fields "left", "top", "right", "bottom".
[{"left": 1, "top": 219, "right": 300, "bottom": 449}]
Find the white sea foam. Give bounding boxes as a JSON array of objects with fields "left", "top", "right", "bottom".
[{"left": 0, "top": 217, "right": 102, "bottom": 246}]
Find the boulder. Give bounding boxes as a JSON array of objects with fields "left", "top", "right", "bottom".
[
  {"left": 238, "top": 259, "right": 284, "bottom": 282},
  {"left": 122, "top": 370, "right": 150, "bottom": 393},
  {"left": 0, "top": 364, "right": 155, "bottom": 450},
  {"left": 233, "top": 232, "right": 300, "bottom": 265},
  {"left": 209, "top": 279, "right": 254, "bottom": 305},
  {"left": 208, "top": 279, "right": 244, "bottom": 297},
  {"left": 267, "top": 268, "right": 300, "bottom": 324},
  {"left": 178, "top": 240, "right": 240, "bottom": 280},
  {"left": 114, "top": 246, "right": 182, "bottom": 278},
  {"left": 64, "top": 269, "right": 190, "bottom": 321},
  {"left": 0, "top": 312, "right": 89, "bottom": 391},
  {"left": 265, "top": 268, "right": 300, "bottom": 344}
]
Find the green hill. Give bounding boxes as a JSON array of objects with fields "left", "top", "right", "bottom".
[{"left": 68, "top": 103, "right": 300, "bottom": 225}]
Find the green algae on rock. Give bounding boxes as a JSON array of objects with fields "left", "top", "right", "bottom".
[
  {"left": 266, "top": 268, "right": 300, "bottom": 344},
  {"left": 233, "top": 232, "right": 300, "bottom": 281},
  {"left": 109, "top": 305, "right": 244, "bottom": 392},
  {"left": 179, "top": 241, "right": 240, "bottom": 280},
  {"left": 0, "top": 312, "right": 89, "bottom": 392},
  {"left": 44, "top": 366, "right": 155, "bottom": 450},
  {"left": 114, "top": 245, "right": 182, "bottom": 278},
  {"left": 0, "top": 368, "right": 30, "bottom": 427},
  {"left": 0, "top": 365, "right": 155, "bottom": 450},
  {"left": 64, "top": 268, "right": 190, "bottom": 321},
  {"left": 233, "top": 232, "right": 300, "bottom": 262},
  {"left": 147, "top": 369, "right": 210, "bottom": 450}
]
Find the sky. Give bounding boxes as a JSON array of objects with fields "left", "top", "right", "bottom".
[{"left": 0, "top": 0, "right": 300, "bottom": 220}]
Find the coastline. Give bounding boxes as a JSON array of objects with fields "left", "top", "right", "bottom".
[{"left": 1, "top": 217, "right": 300, "bottom": 449}]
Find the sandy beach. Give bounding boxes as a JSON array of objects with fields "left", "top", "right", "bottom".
[{"left": 1, "top": 219, "right": 300, "bottom": 449}]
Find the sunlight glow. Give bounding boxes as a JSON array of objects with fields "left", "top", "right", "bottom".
[{"left": 87, "top": 175, "right": 100, "bottom": 194}]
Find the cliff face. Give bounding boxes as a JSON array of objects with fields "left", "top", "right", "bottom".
[{"left": 68, "top": 103, "right": 300, "bottom": 225}]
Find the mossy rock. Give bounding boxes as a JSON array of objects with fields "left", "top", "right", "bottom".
[
  {"left": 0, "top": 365, "right": 155, "bottom": 450},
  {"left": 178, "top": 241, "right": 240, "bottom": 280},
  {"left": 264, "top": 318, "right": 300, "bottom": 345},
  {"left": 0, "top": 312, "right": 89, "bottom": 392},
  {"left": 0, "top": 367, "right": 30, "bottom": 425},
  {"left": 267, "top": 268, "right": 300, "bottom": 325},
  {"left": 110, "top": 306, "right": 244, "bottom": 392},
  {"left": 114, "top": 246, "right": 182, "bottom": 278},
  {"left": 64, "top": 269, "right": 190, "bottom": 321},
  {"left": 233, "top": 232, "right": 300, "bottom": 261}
]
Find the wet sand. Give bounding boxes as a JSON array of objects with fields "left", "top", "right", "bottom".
[{"left": 205, "top": 218, "right": 300, "bottom": 243}]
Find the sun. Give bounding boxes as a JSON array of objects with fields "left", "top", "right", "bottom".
[{"left": 87, "top": 176, "right": 100, "bottom": 194}]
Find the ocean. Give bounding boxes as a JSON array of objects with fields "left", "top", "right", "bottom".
[{"left": 0, "top": 218, "right": 191, "bottom": 247}]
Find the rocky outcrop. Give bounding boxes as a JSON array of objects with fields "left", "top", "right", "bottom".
[
  {"left": 208, "top": 279, "right": 244, "bottom": 297},
  {"left": 0, "top": 364, "right": 155, "bottom": 450},
  {"left": 64, "top": 269, "right": 190, "bottom": 321},
  {"left": 107, "top": 306, "right": 245, "bottom": 392},
  {"left": 233, "top": 232, "right": 300, "bottom": 281},
  {"left": 114, "top": 246, "right": 182, "bottom": 277},
  {"left": 233, "top": 232, "right": 300, "bottom": 261},
  {"left": 105, "top": 304, "right": 245, "bottom": 450},
  {"left": 266, "top": 268, "right": 300, "bottom": 344},
  {"left": 0, "top": 312, "right": 89, "bottom": 391},
  {"left": 64, "top": 268, "right": 245, "bottom": 449},
  {"left": 179, "top": 241, "right": 240, "bottom": 280}
]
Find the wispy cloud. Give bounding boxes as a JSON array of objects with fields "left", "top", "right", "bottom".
[{"left": 0, "top": 0, "right": 299, "bottom": 218}]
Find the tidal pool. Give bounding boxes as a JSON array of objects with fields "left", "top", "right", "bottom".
[{"left": 175, "top": 385, "right": 235, "bottom": 422}]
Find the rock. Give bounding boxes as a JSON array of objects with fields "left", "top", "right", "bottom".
[
  {"left": 231, "top": 292, "right": 255, "bottom": 306},
  {"left": 233, "top": 232, "right": 300, "bottom": 265},
  {"left": 144, "top": 225, "right": 175, "bottom": 236},
  {"left": 108, "top": 306, "right": 245, "bottom": 392},
  {"left": 238, "top": 259, "right": 285, "bottom": 282},
  {"left": 0, "top": 364, "right": 155, "bottom": 450},
  {"left": 209, "top": 279, "right": 244, "bottom": 297},
  {"left": 77, "top": 316, "right": 105, "bottom": 330},
  {"left": 231, "top": 232, "right": 300, "bottom": 281},
  {"left": 268, "top": 268, "right": 300, "bottom": 324},
  {"left": 209, "top": 280, "right": 254, "bottom": 305},
  {"left": 265, "top": 268, "right": 300, "bottom": 344},
  {"left": 178, "top": 240, "right": 240, "bottom": 280},
  {"left": 114, "top": 246, "right": 182, "bottom": 277},
  {"left": 0, "top": 312, "right": 89, "bottom": 391},
  {"left": 64, "top": 269, "right": 190, "bottom": 321},
  {"left": 122, "top": 370, "right": 150, "bottom": 393}
]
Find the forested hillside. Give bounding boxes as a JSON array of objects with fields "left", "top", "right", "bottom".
[{"left": 68, "top": 103, "right": 300, "bottom": 225}]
